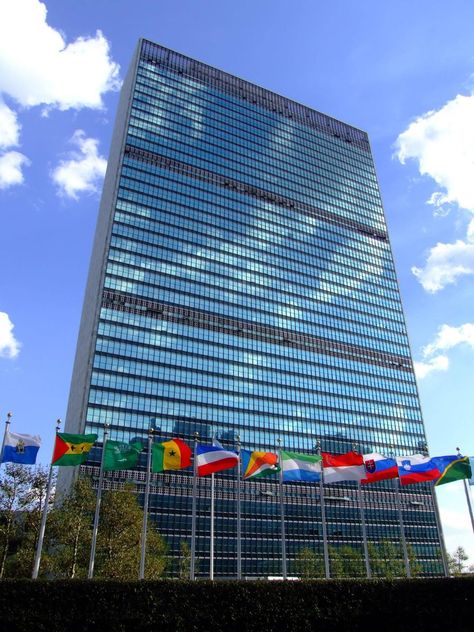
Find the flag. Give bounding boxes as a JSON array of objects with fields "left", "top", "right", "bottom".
[
  {"left": 281, "top": 451, "right": 321, "bottom": 482},
  {"left": 241, "top": 449, "right": 279, "bottom": 479},
  {"left": 104, "top": 439, "right": 143, "bottom": 471},
  {"left": 196, "top": 442, "right": 238, "bottom": 476},
  {"left": 396, "top": 454, "right": 440, "bottom": 486},
  {"left": 470, "top": 457, "right": 474, "bottom": 486},
  {"left": 361, "top": 452, "right": 398, "bottom": 484},
  {"left": 152, "top": 438, "right": 192, "bottom": 472},
  {"left": 322, "top": 451, "right": 365, "bottom": 483},
  {"left": 1, "top": 430, "right": 41, "bottom": 464},
  {"left": 51, "top": 432, "right": 97, "bottom": 466},
  {"left": 433, "top": 455, "right": 472, "bottom": 487}
]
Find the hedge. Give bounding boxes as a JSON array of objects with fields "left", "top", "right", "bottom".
[{"left": 1, "top": 578, "right": 473, "bottom": 631}]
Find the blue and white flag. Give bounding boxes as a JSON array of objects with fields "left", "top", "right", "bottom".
[{"left": 1, "top": 430, "right": 41, "bottom": 464}]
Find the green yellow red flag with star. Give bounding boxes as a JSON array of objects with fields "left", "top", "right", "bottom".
[
  {"left": 152, "top": 438, "right": 192, "bottom": 472},
  {"left": 52, "top": 432, "right": 98, "bottom": 466}
]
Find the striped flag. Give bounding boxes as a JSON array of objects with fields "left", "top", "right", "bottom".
[
  {"left": 281, "top": 451, "right": 322, "bottom": 482},
  {"left": 241, "top": 449, "right": 279, "bottom": 479},
  {"left": 322, "top": 451, "right": 365, "bottom": 483},
  {"left": 196, "top": 442, "right": 238, "bottom": 476}
]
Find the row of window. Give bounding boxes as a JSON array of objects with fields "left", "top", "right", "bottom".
[
  {"left": 121, "top": 156, "right": 391, "bottom": 264},
  {"left": 96, "top": 314, "right": 416, "bottom": 383},
  {"left": 138, "top": 63, "right": 376, "bottom": 176},
  {"left": 129, "top": 96, "right": 382, "bottom": 214},
  {"left": 93, "top": 345, "right": 418, "bottom": 395},
  {"left": 104, "top": 273, "right": 410, "bottom": 356},
  {"left": 115, "top": 179, "right": 398, "bottom": 290}
]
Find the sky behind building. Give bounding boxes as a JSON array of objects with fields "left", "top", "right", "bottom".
[{"left": 1, "top": 0, "right": 473, "bottom": 560}]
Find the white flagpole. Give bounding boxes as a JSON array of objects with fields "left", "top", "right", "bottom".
[
  {"left": 431, "top": 484, "right": 449, "bottom": 577},
  {"left": 88, "top": 422, "right": 109, "bottom": 579},
  {"left": 236, "top": 434, "right": 242, "bottom": 580},
  {"left": 139, "top": 427, "right": 154, "bottom": 580},
  {"left": 190, "top": 432, "right": 199, "bottom": 580},
  {"left": 0, "top": 411, "right": 12, "bottom": 463},
  {"left": 357, "top": 481, "right": 372, "bottom": 578},
  {"left": 277, "top": 438, "right": 287, "bottom": 580},
  {"left": 210, "top": 472, "right": 215, "bottom": 580},
  {"left": 394, "top": 476, "right": 411, "bottom": 577},
  {"left": 32, "top": 418, "right": 61, "bottom": 579},
  {"left": 316, "top": 440, "right": 330, "bottom": 579}
]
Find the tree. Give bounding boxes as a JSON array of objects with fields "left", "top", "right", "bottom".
[
  {"left": 179, "top": 540, "right": 192, "bottom": 579},
  {"left": 94, "top": 484, "right": 167, "bottom": 580},
  {"left": 449, "top": 546, "right": 469, "bottom": 575},
  {"left": 12, "top": 466, "right": 54, "bottom": 577},
  {"left": 329, "top": 545, "right": 365, "bottom": 578},
  {"left": 0, "top": 464, "right": 53, "bottom": 578},
  {"left": 46, "top": 477, "right": 96, "bottom": 578},
  {"left": 294, "top": 547, "right": 324, "bottom": 579}
]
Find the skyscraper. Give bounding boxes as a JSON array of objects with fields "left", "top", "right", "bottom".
[{"left": 62, "top": 39, "right": 445, "bottom": 577}]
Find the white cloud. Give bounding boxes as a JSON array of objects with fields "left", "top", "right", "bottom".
[
  {"left": 423, "top": 323, "right": 474, "bottom": 357},
  {"left": 396, "top": 90, "right": 474, "bottom": 292},
  {"left": 414, "top": 355, "right": 449, "bottom": 380},
  {"left": 415, "top": 322, "right": 474, "bottom": 379},
  {"left": 0, "top": 151, "right": 30, "bottom": 189},
  {"left": 396, "top": 93, "right": 474, "bottom": 213},
  {"left": 0, "top": 99, "right": 20, "bottom": 148},
  {"left": 0, "top": 312, "right": 20, "bottom": 358},
  {"left": 51, "top": 130, "right": 107, "bottom": 199},
  {"left": 0, "top": 0, "right": 120, "bottom": 111},
  {"left": 412, "top": 239, "right": 474, "bottom": 293}
]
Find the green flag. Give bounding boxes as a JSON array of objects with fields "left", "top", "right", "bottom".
[
  {"left": 435, "top": 455, "right": 472, "bottom": 486},
  {"left": 103, "top": 440, "right": 143, "bottom": 471}
]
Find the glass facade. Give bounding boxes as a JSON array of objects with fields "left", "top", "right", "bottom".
[{"left": 64, "top": 39, "right": 444, "bottom": 577}]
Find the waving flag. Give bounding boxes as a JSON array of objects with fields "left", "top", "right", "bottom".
[
  {"left": 52, "top": 432, "right": 97, "bottom": 466},
  {"left": 1, "top": 430, "right": 41, "bottom": 464},
  {"left": 104, "top": 440, "right": 143, "bottom": 471},
  {"left": 362, "top": 452, "right": 398, "bottom": 484},
  {"left": 196, "top": 442, "right": 238, "bottom": 476},
  {"left": 241, "top": 449, "right": 279, "bottom": 479},
  {"left": 396, "top": 454, "right": 440, "bottom": 486},
  {"left": 433, "top": 455, "right": 472, "bottom": 487},
  {"left": 322, "top": 451, "right": 365, "bottom": 483},
  {"left": 152, "top": 438, "right": 192, "bottom": 472},
  {"left": 281, "top": 451, "right": 321, "bottom": 482}
]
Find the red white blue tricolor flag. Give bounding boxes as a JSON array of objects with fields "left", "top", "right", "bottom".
[
  {"left": 362, "top": 452, "right": 398, "bottom": 484},
  {"left": 196, "top": 442, "right": 238, "bottom": 476},
  {"left": 396, "top": 454, "right": 440, "bottom": 486}
]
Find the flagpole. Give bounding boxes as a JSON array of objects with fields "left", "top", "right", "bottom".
[
  {"left": 418, "top": 441, "right": 449, "bottom": 578},
  {"left": 210, "top": 472, "right": 215, "bottom": 581},
  {"left": 236, "top": 434, "right": 242, "bottom": 580},
  {"left": 393, "top": 473, "right": 411, "bottom": 577},
  {"left": 431, "top": 483, "right": 449, "bottom": 577},
  {"left": 0, "top": 411, "right": 12, "bottom": 463},
  {"left": 316, "top": 440, "right": 330, "bottom": 579},
  {"left": 277, "top": 438, "right": 287, "bottom": 580},
  {"left": 139, "top": 427, "right": 154, "bottom": 580},
  {"left": 357, "top": 481, "right": 371, "bottom": 578},
  {"left": 88, "top": 422, "right": 109, "bottom": 579},
  {"left": 32, "top": 418, "right": 61, "bottom": 579},
  {"left": 456, "top": 448, "right": 474, "bottom": 534},
  {"left": 190, "top": 432, "right": 199, "bottom": 580}
]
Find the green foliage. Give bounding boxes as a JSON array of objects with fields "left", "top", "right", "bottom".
[
  {"left": 45, "top": 477, "right": 96, "bottom": 579},
  {"left": 178, "top": 540, "right": 192, "bottom": 579},
  {"left": 94, "top": 484, "right": 167, "bottom": 580},
  {"left": 449, "top": 546, "right": 469, "bottom": 575},
  {"left": 0, "top": 464, "right": 53, "bottom": 578},
  {"left": 294, "top": 547, "right": 324, "bottom": 579},
  {"left": 329, "top": 545, "right": 365, "bottom": 578},
  {"left": 0, "top": 577, "right": 473, "bottom": 631}
]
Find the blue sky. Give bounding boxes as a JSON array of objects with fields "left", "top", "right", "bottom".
[{"left": 1, "top": 0, "right": 473, "bottom": 561}]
